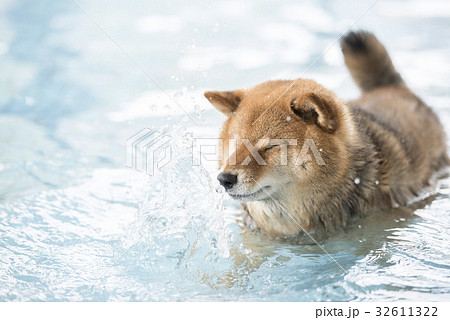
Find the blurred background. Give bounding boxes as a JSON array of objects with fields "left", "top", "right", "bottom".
[{"left": 1, "top": 0, "right": 450, "bottom": 301}]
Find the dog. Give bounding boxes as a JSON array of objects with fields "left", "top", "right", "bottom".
[{"left": 204, "top": 31, "right": 449, "bottom": 237}]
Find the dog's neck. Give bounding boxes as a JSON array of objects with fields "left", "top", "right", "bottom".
[{"left": 245, "top": 181, "right": 347, "bottom": 236}]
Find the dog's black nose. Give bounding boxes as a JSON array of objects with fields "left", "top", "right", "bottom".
[{"left": 217, "top": 172, "right": 238, "bottom": 190}]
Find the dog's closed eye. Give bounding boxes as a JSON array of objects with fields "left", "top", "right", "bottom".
[{"left": 263, "top": 145, "right": 279, "bottom": 152}]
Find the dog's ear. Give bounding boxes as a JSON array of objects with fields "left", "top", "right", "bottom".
[
  {"left": 204, "top": 89, "right": 245, "bottom": 116},
  {"left": 290, "top": 92, "right": 339, "bottom": 133}
]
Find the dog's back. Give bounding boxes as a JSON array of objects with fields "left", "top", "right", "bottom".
[{"left": 341, "top": 31, "right": 449, "bottom": 206}]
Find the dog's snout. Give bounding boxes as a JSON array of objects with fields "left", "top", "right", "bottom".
[{"left": 217, "top": 172, "right": 238, "bottom": 190}]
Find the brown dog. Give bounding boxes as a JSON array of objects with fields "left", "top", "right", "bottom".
[{"left": 204, "top": 31, "right": 449, "bottom": 237}]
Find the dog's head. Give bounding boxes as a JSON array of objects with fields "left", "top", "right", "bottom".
[{"left": 205, "top": 79, "right": 353, "bottom": 202}]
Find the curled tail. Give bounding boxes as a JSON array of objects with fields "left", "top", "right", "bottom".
[{"left": 341, "top": 31, "right": 405, "bottom": 92}]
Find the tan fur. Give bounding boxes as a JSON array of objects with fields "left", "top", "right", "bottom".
[{"left": 205, "top": 31, "right": 449, "bottom": 237}]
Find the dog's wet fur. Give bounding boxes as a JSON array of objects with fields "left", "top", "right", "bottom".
[{"left": 205, "top": 31, "right": 449, "bottom": 237}]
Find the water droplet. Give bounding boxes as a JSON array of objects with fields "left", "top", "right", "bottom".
[
  {"left": 375, "top": 180, "right": 379, "bottom": 185},
  {"left": 286, "top": 116, "right": 291, "bottom": 121},
  {"left": 354, "top": 177, "right": 361, "bottom": 185}
]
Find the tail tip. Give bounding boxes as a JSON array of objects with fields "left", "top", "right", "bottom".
[
  {"left": 340, "top": 31, "right": 373, "bottom": 53},
  {"left": 340, "top": 31, "right": 405, "bottom": 92}
]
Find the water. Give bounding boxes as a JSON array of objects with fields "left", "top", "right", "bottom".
[{"left": 1, "top": 0, "right": 450, "bottom": 301}]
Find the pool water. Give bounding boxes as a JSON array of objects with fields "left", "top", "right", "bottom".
[{"left": 1, "top": 0, "right": 450, "bottom": 301}]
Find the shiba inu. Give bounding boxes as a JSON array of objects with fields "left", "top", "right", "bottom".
[{"left": 204, "top": 31, "right": 449, "bottom": 237}]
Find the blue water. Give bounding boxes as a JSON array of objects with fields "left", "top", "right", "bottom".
[{"left": 1, "top": 0, "right": 450, "bottom": 301}]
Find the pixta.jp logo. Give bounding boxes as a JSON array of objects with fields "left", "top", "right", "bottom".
[{"left": 126, "top": 129, "right": 171, "bottom": 175}]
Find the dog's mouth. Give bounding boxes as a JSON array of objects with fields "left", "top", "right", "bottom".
[{"left": 228, "top": 186, "right": 272, "bottom": 201}]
